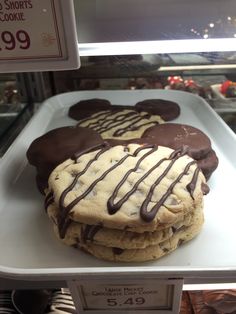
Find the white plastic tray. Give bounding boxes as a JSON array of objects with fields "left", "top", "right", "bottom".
[{"left": 1, "top": 90, "right": 236, "bottom": 283}]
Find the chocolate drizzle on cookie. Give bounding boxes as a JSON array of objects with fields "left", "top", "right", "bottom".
[
  {"left": 44, "top": 191, "right": 54, "bottom": 212},
  {"left": 94, "top": 112, "right": 146, "bottom": 135},
  {"left": 57, "top": 144, "right": 203, "bottom": 239},
  {"left": 113, "top": 121, "right": 158, "bottom": 137},
  {"left": 77, "top": 110, "right": 159, "bottom": 137},
  {"left": 187, "top": 168, "right": 201, "bottom": 199},
  {"left": 79, "top": 110, "right": 136, "bottom": 130},
  {"left": 108, "top": 145, "right": 197, "bottom": 222},
  {"left": 140, "top": 159, "right": 196, "bottom": 222},
  {"left": 77, "top": 110, "right": 118, "bottom": 127},
  {"left": 59, "top": 153, "right": 131, "bottom": 224},
  {"left": 107, "top": 145, "right": 158, "bottom": 214},
  {"left": 58, "top": 143, "right": 110, "bottom": 238},
  {"left": 81, "top": 225, "right": 102, "bottom": 243},
  {"left": 72, "top": 142, "right": 109, "bottom": 161}
]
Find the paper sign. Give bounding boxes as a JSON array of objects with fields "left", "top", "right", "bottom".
[
  {"left": 0, "top": 0, "right": 80, "bottom": 72},
  {"left": 68, "top": 277, "right": 183, "bottom": 314}
]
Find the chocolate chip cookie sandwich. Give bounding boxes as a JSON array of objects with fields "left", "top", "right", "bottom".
[{"left": 45, "top": 142, "right": 209, "bottom": 262}]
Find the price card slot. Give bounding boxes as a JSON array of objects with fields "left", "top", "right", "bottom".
[
  {"left": 68, "top": 276, "right": 183, "bottom": 314},
  {"left": 0, "top": 0, "right": 80, "bottom": 72}
]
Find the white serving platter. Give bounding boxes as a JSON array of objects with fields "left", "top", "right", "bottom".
[{"left": 0, "top": 90, "right": 236, "bottom": 283}]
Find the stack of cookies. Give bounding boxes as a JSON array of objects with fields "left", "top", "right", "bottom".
[
  {"left": 26, "top": 97, "right": 217, "bottom": 262},
  {"left": 45, "top": 143, "right": 209, "bottom": 262}
]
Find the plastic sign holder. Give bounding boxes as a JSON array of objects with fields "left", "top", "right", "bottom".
[
  {"left": 0, "top": 0, "right": 80, "bottom": 72},
  {"left": 68, "top": 275, "right": 183, "bottom": 314}
]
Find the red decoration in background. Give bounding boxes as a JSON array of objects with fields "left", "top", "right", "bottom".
[
  {"left": 184, "top": 79, "right": 198, "bottom": 88},
  {"left": 168, "top": 76, "right": 184, "bottom": 86},
  {"left": 220, "top": 80, "right": 236, "bottom": 95}
]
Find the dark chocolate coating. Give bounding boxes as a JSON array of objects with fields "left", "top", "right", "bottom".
[
  {"left": 142, "top": 123, "right": 212, "bottom": 160},
  {"left": 135, "top": 99, "right": 180, "bottom": 121},
  {"left": 36, "top": 173, "right": 48, "bottom": 195},
  {"left": 68, "top": 98, "right": 111, "bottom": 120},
  {"left": 27, "top": 126, "right": 104, "bottom": 193},
  {"left": 197, "top": 149, "right": 219, "bottom": 181}
]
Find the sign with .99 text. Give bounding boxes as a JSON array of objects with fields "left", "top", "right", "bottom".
[
  {"left": 0, "top": 0, "right": 80, "bottom": 72},
  {"left": 68, "top": 277, "right": 183, "bottom": 314}
]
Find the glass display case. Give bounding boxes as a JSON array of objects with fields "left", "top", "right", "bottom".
[
  {"left": 2, "top": 1, "right": 236, "bottom": 152},
  {"left": 0, "top": 1, "right": 236, "bottom": 313}
]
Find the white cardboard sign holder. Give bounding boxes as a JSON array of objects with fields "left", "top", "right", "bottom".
[
  {"left": 0, "top": 0, "right": 80, "bottom": 72},
  {"left": 67, "top": 276, "right": 183, "bottom": 314}
]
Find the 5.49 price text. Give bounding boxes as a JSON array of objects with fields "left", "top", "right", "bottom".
[
  {"left": 0, "top": 30, "right": 30, "bottom": 51},
  {"left": 107, "top": 297, "right": 145, "bottom": 307}
]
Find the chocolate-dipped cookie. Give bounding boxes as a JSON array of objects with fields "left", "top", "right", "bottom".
[
  {"left": 197, "top": 150, "right": 219, "bottom": 181},
  {"left": 142, "top": 123, "right": 212, "bottom": 160},
  {"left": 135, "top": 99, "right": 180, "bottom": 121},
  {"left": 68, "top": 98, "right": 111, "bottom": 120},
  {"left": 141, "top": 123, "right": 218, "bottom": 180},
  {"left": 26, "top": 126, "right": 104, "bottom": 193}
]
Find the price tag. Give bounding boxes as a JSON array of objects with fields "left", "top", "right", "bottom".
[
  {"left": 68, "top": 276, "right": 183, "bottom": 314},
  {"left": 0, "top": 0, "right": 80, "bottom": 72}
]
